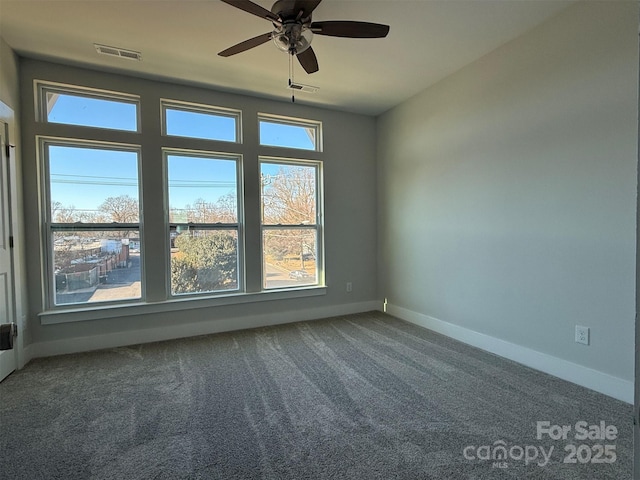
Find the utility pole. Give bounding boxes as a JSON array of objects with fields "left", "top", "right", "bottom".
[{"left": 260, "top": 173, "right": 272, "bottom": 287}]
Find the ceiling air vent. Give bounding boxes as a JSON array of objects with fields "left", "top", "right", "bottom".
[
  {"left": 94, "top": 44, "right": 142, "bottom": 61},
  {"left": 286, "top": 82, "right": 319, "bottom": 94}
]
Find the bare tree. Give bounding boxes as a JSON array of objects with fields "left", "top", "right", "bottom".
[
  {"left": 171, "top": 193, "right": 237, "bottom": 224},
  {"left": 262, "top": 166, "right": 317, "bottom": 270},
  {"left": 263, "top": 166, "right": 315, "bottom": 225},
  {"left": 99, "top": 195, "right": 139, "bottom": 223},
  {"left": 52, "top": 202, "right": 79, "bottom": 223},
  {"left": 213, "top": 192, "right": 237, "bottom": 223},
  {"left": 193, "top": 198, "right": 215, "bottom": 223},
  {"left": 51, "top": 201, "right": 63, "bottom": 221}
]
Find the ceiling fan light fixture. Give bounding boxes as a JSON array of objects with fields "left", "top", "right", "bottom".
[
  {"left": 218, "top": 0, "right": 390, "bottom": 75},
  {"left": 272, "top": 25, "right": 313, "bottom": 54}
]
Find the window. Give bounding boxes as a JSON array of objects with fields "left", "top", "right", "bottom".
[
  {"left": 259, "top": 114, "right": 322, "bottom": 151},
  {"left": 37, "top": 82, "right": 139, "bottom": 131},
  {"left": 261, "top": 159, "right": 322, "bottom": 289},
  {"left": 43, "top": 140, "right": 142, "bottom": 306},
  {"left": 166, "top": 151, "right": 242, "bottom": 296},
  {"left": 162, "top": 100, "right": 241, "bottom": 143},
  {"left": 33, "top": 78, "right": 325, "bottom": 316}
]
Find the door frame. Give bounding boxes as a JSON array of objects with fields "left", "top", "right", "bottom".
[
  {"left": 0, "top": 117, "right": 16, "bottom": 381},
  {"left": 635, "top": 14, "right": 640, "bottom": 476},
  {"left": 0, "top": 100, "right": 25, "bottom": 375}
]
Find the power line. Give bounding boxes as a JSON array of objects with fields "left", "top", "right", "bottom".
[
  {"left": 51, "top": 173, "right": 234, "bottom": 188},
  {"left": 51, "top": 173, "right": 137, "bottom": 181},
  {"left": 51, "top": 179, "right": 138, "bottom": 186}
]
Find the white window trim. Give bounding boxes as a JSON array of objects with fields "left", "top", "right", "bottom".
[
  {"left": 260, "top": 156, "right": 325, "bottom": 290},
  {"left": 38, "top": 286, "right": 327, "bottom": 325},
  {"left": 39, "top": 136, "right": 145, "bottom": 309},
  {"left": 32, "top": 80, "right": 327, "bottom": 322},
  {"left": 163, "top": 148, "right": 245, "bottom": 298}
]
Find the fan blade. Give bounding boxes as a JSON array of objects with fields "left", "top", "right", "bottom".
[
  {"left": 219, "top": 0, "right": 280, "bottom": 23},
  {"left": 310, "top": 21, "right": 390, "bottom": 38},
  {"left": 218, "top": 32, "right": 273, "bottom": 57},
  {"left": 297, "top": 47, "right": 319, "bottom": 74}
]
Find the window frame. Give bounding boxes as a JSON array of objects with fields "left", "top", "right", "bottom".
[
  {"left": 39, "top": 136, "right": 145, "bottom": 309},
  {"left": 161, "top": 99, "right": 243, "bottom": 144},
  {"left": 258, "top": 113, "right": 323, "bottom": 152},
  {"left": 163, "top": 148, "right": 245, "bottom": 298},
  {"left": 35, "top": 80, "right": 141, "bottom": 133},
  {"left": 31, "top": 78, "right": 327, "bottom": 321},
  {"left": 259, "top": 156, "right": 324, "bottom": 290}
]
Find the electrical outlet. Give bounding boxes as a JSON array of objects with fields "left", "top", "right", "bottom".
[
  {"left": 575, "top": 325, "right": 590, "bottom": 345},
  {"left": 346, "top": 282, "right": 352, "bottom": 293}
]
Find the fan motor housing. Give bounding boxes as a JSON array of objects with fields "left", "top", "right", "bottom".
[{"left": 271, "top": 0, "right": 314, "bottom": 21}]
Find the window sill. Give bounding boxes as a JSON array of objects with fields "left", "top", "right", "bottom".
[{"left": 39, "top": 286, "right": 327, "bottom": 325}]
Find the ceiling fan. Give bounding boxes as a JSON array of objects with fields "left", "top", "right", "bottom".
[{"left": 218, "top": 0, "right": 390, "bottom": 74}]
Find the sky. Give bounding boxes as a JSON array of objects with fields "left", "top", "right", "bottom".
[
  {"left": 49, "top": 145, "right": 139, "bottom": 213},
  {"left": 47, "top": 94, "right": 315, "bottom": 215},
  {"left": 167, "top": 154, "right": 237, "bottom": 209},
  {"left": 47, "top": 93, "right": 137, "bottom": 131}
]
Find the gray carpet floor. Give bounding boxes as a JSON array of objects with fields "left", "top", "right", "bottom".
[{"left": 0, "top": 311, "right": 633, "bottom": 479}]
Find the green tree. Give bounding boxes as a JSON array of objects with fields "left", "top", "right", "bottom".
[
  {"left": 171, "top": 232, "right": 237, "bottom": 293},
  {"left": 170, "top": 256, "right": 198, "bottom": 294}
]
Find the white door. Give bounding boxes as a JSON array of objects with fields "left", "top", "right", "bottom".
[{"left": 0, "top": 120, "right": 16, "bottom": 382}]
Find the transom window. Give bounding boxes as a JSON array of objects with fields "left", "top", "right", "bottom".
[
  {"left": 162, "top": 100, "right": 241, "bottom": 143},
  {"left": 259, "top": 114, "right": 322, "bottom": 151},
  {"left": 37, "top": 82, "right": 139, "bottom": 132}
]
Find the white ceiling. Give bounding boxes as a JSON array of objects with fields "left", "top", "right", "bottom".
[{"left": 0, "top": 0, "right": 572, "bottom": 115}]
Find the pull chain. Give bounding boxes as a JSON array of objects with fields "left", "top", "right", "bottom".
[{"left": 289, "top": 51, "right": 295, "bottom": 103}]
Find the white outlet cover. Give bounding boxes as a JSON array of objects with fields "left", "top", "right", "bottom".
[{"left": 575, "top": 325, "right": 590, "bottom": 345}]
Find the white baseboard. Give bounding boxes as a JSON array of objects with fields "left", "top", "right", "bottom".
[
  {"left": 385, "top": 303, "right": 633, "bottom": 404},
  {"left": 21, "top": 344, "right": 35, "bottom": 368},
  {"left": 28, "top": 300, "right": 381, "bottom": 360}
]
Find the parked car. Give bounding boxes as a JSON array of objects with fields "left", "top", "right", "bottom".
[{"left": 289, "top": 270, "right": 311, "bottom": 280}]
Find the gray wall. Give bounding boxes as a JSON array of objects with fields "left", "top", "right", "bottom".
[
  {"left": 377, "top": 2, "right": 638, "bottom": 382},
  {"left": 20, "top": 59, "right": 377, "bottom": 347},
  {"left": 0, "top": 38, "right": 19, "bottom": 110}
]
